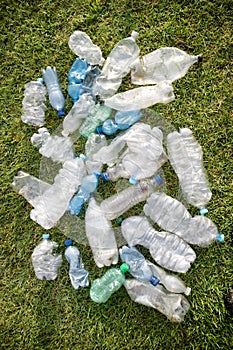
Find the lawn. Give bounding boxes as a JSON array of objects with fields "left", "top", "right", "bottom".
[{"left": 0, "top": 0, "right": 232, "bottom": 349}]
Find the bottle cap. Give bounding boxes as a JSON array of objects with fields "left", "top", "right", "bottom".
[
  {"left": 94, "top": 171, "right": 101, "bottom": 178},
  {"left": 200, "top": 208, "right": 208, "bottom": 215},
  {"left": 120, "top": 263, "right": 129, "bottom": 274},
  {"left": 101, "top": 172, "right": 110, "bottom": 182},
  {"left": 79, "top": 153, "right": 87, "bottom": 160},
  {"left": 129, "top": 177, "right": 138, "bottom": 185},
  {"left": 116, "top": 217, "right": 123, "bottom": 225},
  {"left": 58, "top": 110, "right": 65, "bottom": 117},
  {"left": 154, "top": 174, "right": 163, "bottom": 185},
  {"left": 96, "top": 126, "right": 104, "bottom": 134},
  {"left": 64, "top": 239, "right": 73, "bottom": 247},
  {"left": 150, "top": 276, "right": 160, "bottom": 286},
  {"left": 217, "top": 233, "right": 224, "bottom": 243},
  {"left": 37, "top": 78, "right": 44, "bottom": 84},
  {"left": 42, "top": 233, "right": 50, "bottom": 239},
  {"left": 198, "top": 55, "right": 203, "bottom": 63}
]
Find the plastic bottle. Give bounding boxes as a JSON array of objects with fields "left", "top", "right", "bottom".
[
  {"left": 166, "top": 128, "right": 212, "bottom": 212},
  {"left": 104, "top": 82, "right": 175, "bottom": 111},
  {"left": 42, "top": 66, "right": 65, "bottom": 116},
  {"left": 143, "top": 192, "right": 224, "bottom": 247},
  {"left": 85, "top": 133, "right": 107, "bottom": 174},
  {"left": 97, "top": 110, "right": 142, "bottom": 135},
  {"left": 69, "top": 172, "right": 99, "bottom": 215},
  {"left": 64, "top": 239, "right": 89, "bottom": 289},
  {"left": 119, "top": 246, "right": 160, "bottom": 286},
  {"left": 31, "top": 234, "right": 62, "bottom": 280},
  {"left": 21, "top": 79, "right": 47, "bottom": 127},
  {"left": 79, "top": 103, "right": 113, "bottom": 138},
  {"left": 62, "top": 94, "right": 95, "bottom": 137},
  {"left": 90, "top": 263, "right": 129, "bottom": 303},
  {"left": 30, "top": 157, "right": 86, "bottom": 229},
  {"left": 68, "top": 30, "right": 105, "bottom": 66},
  {"left": 68, "top": 58, "right": 89, "bottom": 102},
  {"left": 85, "top": 197, "right": 118, "bottom": 268},
  {"left": 131, "top": 47, "right": 201, "bottom": 85},
  {"left": 121, "top": 215, "right": 196, "bottom": 273},
  {"left": 100, "top": 174, "right": 164, "bottom": 220},
  {"left": 124, "top": 279, "right": 190, "bottom": 322}
]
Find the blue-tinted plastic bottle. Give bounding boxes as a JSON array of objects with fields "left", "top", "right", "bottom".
[{"left": 97, "top": 110, "right": 142, "bottom": 135}]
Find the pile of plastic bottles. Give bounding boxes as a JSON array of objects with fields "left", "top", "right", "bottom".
[{"left": 12, "top": 30, "right": 224, "bottom": 323}]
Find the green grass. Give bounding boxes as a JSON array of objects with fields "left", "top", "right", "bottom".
[{"left": 1, "top": 0, "right": 232, "bottom": 349}]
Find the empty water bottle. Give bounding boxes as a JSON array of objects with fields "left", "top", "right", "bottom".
[
  {"left": 119, "top": 246, "right": 160, "bottom": 286},
  {"left": 42, "top": 66, "right": 65, "bottom": 116},
  {"left": 104, "top": 82, "right": 175, "bottom": 111},
  {"left": 85, "top": 133, "right": 107, "bottom": 174},
  {"left": 68, "top": 58, "right": 89, "bottom": 102},
  {"left": 143, "top": 192, "right": 224, "bottom": 247},
  {"left": 69, "top": 173, "right": 99, "bottom": 215},
  {"left": 68, "top": 30, "right": 105, "bottom": 66},
  {"left": 131, "top": 47, "right": 201, "bottom": 85},
  {"left": 121, "top": 215, "right": 196, "bottom": 273},
  {"left": 166, "top": 128, "right": 212, "bottom": 212},
  {"left": 100, "top": 174, "right": 164, "bottom": 220},
  {"left": 31, "top": 234, "right": 62, "bottom": 280},
  {"left": 124, "top": 279, "right": 190, "bottom": 322},
  {"left": 90, "top": 263, "right": 129, "bottom": 303},
  {"left": 85, "top": 197, "right": 118, "bottom": 268},
  {"left": 21, "top": 79, "right": 47, "bottom": 127},
  {"left": 97, "top": 110, "right": 142, "bottom": 135},
  {"left": 64, "top": 239, "right": 89, "bottom": 289}
]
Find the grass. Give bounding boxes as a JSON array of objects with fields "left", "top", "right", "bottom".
[{"left": 0, "top": 0, "right": 232, "bottom": 349}]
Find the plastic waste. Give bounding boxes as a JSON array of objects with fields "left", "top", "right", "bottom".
[
  {"left": 100, "top": 174, "right": 164, "bottom": 220},
  {"left": 85, "top": 133, "right": 107, "bottom": 174},
  {"left": 31, "top": 234, "right": 62, "bottom": 280},
  {"left": 124, "top": 279, "right": 190, "bottom": 322},
  {"left": 131, "top": 47, "right": 201, "bottom": 85},
  {"left": 64, "top": 239, "right": 89, "bottom": 289},
  {"left": 90, "top": 263, "right": 129, "bottom": 303},
  {"left": 68, "top": 58, "right": 89, "bottom": 102},
  {"left": 166, "top": 128, "right": 212, "bottom": 212},
  {"left": 31, "top": 127, "right": 75, "bottom": 163},
  {"left": 143, "top": 192, "right": 224, "bottom": 247},
  {"left": 79, "top": 103, "right": 112, "bottom": 138},
  {"left": 85, "top": 197, "right": 118, "bottom": 268},
  {"left": 97, "top": 110, "right": 142, "bottom": 135},
  {"left": 68, "top": 30, "right": 105, "bottom": 66},
  {"left": 62, "top": 94, "right": 95, "bottom": 137},
  {"left": 104, "top": 82, "right": 175, "bottom": 111},
  {"left": 30, "top": 157, "right": 86, "bottom": 229},
  {"left": 42, "top": 66, "right": 65, "bottom": 116},
  {"left": 69, "top": 172, "right": 99, "bottom": 215},
  {"left": 121, "top": 215, "right": 196, "bottom": 273},
  {"left": 119, "top": 246, "right": 160, "bottom": 286},
  {"left": 21, "top": 79, "right": 47, "bottom": 126}
]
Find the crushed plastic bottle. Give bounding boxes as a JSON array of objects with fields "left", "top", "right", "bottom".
[
  {"left": 42, "top": 66, "right": 65, "bottom": 116},
  {"left": 121, "top": 215, "right": 196, "bottom": 273},
  {"left": 79, "top": 103, "right": 113, "bottom": 138},
  {"left": 143, "top": 192, "right": 224, "bottom": 247},
  {"left": 90, "top": 263, "right": 129, "bottom": 303},
  {"left": 30, "top": 157, "right": 86, "bottom": 229},
  {"left": 85, "top": 133, "right": 107, "bottom": 174},
  {"left": 124, "top": 279, "right": 190, "bottom": 322},
  {"left": 166, "top": 128, "right": 212, "bottom": 212},
  {"left": 64, "top": 239, "right": 89, "bottom": 289},
  {"left": 69, "top": 172, "right": 99, "bottom": 215},
  {"left": 119, "top": 246, "right": 160, "bottom": 286},
  {"left": 68, "top": 58, "right": 89, "bottom": 102},
  {"left": 131, "top": 47, "right": 201, "bottom": 85},
  {"left": 21, "top": 79, "right": 47, "bottom": 126},
  {"left": 31, "top": 234, "right": 62, "bottom": 280},
  {"left": 100, "top": 174, "right": 164, "bottom": 220},
  {"left": 68, "top": 30, "right": 105, "bottom": 66},
  {"left": 85, "top": 197, "right": 118, "bottom": 268},
  {"left": 97, "top": 110, "right": 142, "bottom": 135},
  {"left": 104, "top": 82, "right": 175, "bottom": 111}
]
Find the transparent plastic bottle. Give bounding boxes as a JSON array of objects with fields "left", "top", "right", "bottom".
[
  {"left": 104, "top": 82, "right": 175, "bottom": 111},
  {"left": 68, "top": 30, "right": 105, "bottom": 66},
  {"left": 21, "top": 79, "right": 47, "bottom": 127},
  {"left": 124, "top": 279, "right": 190, "bottom": 322},
  {"left": 90, "top": 263, "right": 129, "bottom": 303},
  {"left": 85, "top": 197, "right": 118, "bottom": 268},
  {"left": 97, "top": 110, "right": 142, "bottom": 135},
  {"left": 131, "top": 47, "right": 201, "bottom": 85},
  {"left": 144, "top": 192, "right": 224, "bottom": 247},
  {"left": 119, "top": 246, "right": 160, "bottom": 286},
  {"left": 68, "top": 58, "right": 89, "bottom": 102},
  {"left": 31, "top": 234, "right": 62, "bottom": 280},
  {"left": 85, "top": 133, "right": 107, "bottom": 174},
  {"left": 64, "top": 239, "right": 89, "bottom": 289},
  {"left": 166, "top": 128, "right": 212, "bottom": 212},
  {"left": 121, "top": 215, "right": 196, "bottom": 273},
  {"left": 100, "top": 174, "right": 164, "bottom": 220},
  {"left": 42, "top": 66, "right": 65, "bottom": 116}
]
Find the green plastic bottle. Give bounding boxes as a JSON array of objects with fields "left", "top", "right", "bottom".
[
  {"left": 79, "top": 103, "right": 112, "bottom": 138},
  {"left": 90, "top": 263, "right": 129, "bottom": 303}
]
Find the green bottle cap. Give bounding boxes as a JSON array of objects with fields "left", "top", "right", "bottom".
[{"left": 120, "top": 263, "right": 129, "bottom": 274}]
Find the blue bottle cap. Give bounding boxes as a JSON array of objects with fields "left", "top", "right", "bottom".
[
  {"left": 101, "top": 172, "right": 110, "bottom": 182},
  {"left": 150, "top": 276, "right": 160, "bottom": 286},
  {"left": 96, "top": 126, "right": 103, "bottom": 134},
  {"left": 200, "top": 208, "right": 208, "bottom": 215},
  {"left": 42, "top": 233, "right": 50, "bottom": 239},
  {"left": 79, "top": 153, "right": 87, "bottom": 160},
  {"left": 129, "top": 177, "right": 138, "bottom": 185},
  {"left": 37, "top": 78, "right": 44, "bottom": 84},
  {"left": 58, "top": 110, "right": 65, "bottom": 117},
  {"left": 94, "top": 171, "right": 101, "bottom": 178},
  {"left": 154, "top": 174, "right": 163, "bottom": 185},
  {"left": 217, "top": 234, "right": 224, "bottom": 243},
  {"left": 64, "top": 239, "right": 73, "bottom": 247}
]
